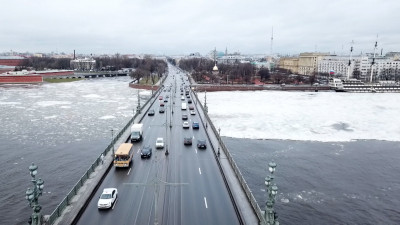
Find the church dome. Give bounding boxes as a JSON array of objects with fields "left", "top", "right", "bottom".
[{"left": 213, "top": 64, "right": 218, "bottom": 71}]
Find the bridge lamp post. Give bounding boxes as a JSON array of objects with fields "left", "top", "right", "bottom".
[
  {"left": 217, "top": 127, "right": 221, "bottom": 156},
  {"left": 264, "top": 162, "right": 279, "bottom": 225},
  {"left": 204, "top": 90, "right": 208, "bottom": 114},
  {"left": 111, "top": 129, "right": 115, "bottom": 155},
  {"left": 26, "top": 163, "right": 44, "bottom": 225}
]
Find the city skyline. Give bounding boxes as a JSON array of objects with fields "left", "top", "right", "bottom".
[{"left": 2, "top": 0, "right": 400, "bottom": 55}]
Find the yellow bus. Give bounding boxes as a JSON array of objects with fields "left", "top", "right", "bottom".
[{"left": 113, "top": 143, "right": 134, "bottom": 168}]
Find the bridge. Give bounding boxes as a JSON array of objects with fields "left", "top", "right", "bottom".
[{"left": 46, "top": 65, "right": 267, "bottom": 225}]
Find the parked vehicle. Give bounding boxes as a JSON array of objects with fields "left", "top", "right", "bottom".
[{"left": 130, "top": 124, "right": 143, "bottom": 142}]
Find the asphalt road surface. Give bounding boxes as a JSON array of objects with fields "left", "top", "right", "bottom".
[{"left": 76, "top": 66, "right": 241, "bottom": 225}]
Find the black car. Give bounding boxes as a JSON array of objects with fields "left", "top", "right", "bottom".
[
  {"left": 184, "top": 137, "right": 192, "bottom": 145},
  {"left": 148, "top": 109, "right": 155, "bottom": 116},
  {"left": 159, "top": 106, "right": 165, "bottom": 113},
  {"left": 197, "top": 139, "right": 207, "bottom": 149},
  {"left": 140, "top": 146, "right": 152, "bottom": 158},
  {"left": 188, "top": 99, "right": 192, "bottom": 104},
  {"left": 182, "top": 114, "right": 188, "bottom": 120}
]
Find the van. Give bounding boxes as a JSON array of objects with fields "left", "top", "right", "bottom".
[{"left": 181, "top": 103, "right": 187, "bottom": 110}]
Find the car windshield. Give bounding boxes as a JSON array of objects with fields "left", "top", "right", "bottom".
[
  {"left": 157, "top": 140, "right": 163, "bottom": 143},
  {"left": 100, "top": 193, "right": 112, "bottom": 199}
]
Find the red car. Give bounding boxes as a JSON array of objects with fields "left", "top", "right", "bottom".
[{"left": 159, "top": 96, "right": 163, "bottom": 100}]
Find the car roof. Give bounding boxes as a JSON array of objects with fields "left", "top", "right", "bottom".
[
  {"left": 103, "top": 188, "right": 116, "bottom": 194},
  {"left": 157, "top": 137, "right": 163, "bottom": 140}
]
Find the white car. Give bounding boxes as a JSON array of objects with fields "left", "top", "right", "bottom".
[
  {"left": 181, "top": 96, "right": 185, "bottom": 100},
  {"left": 156, "top": 137, "right": 164, "bottom": 149},
  {"left": 182, "top": 121, "right": 190, "bottom": 129},
  {"left": 98, "top": 188, "right": 118, "bottom": 209},
  {"left": 190, "top": 110, "right": 196, "bottom": 115}
]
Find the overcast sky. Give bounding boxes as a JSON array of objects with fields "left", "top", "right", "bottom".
[{"left": 2, "top": 0, "right": 400, "bottom": 56}]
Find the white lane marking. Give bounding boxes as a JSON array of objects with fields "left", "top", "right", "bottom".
[
  {"left": 204, "top": 197, "right": 208, "bottom": 209},
  {"left": 127, "top": 168, "right": 131, "bottom": 176},
  {"left": 199, "top": 168, "right": 201, "bottom": 175},
  {"left": 112, "top": 198, "right": 118, "bottom": 209},
  {"left": 137, "top": 149, "right": 140, "bottom": 154},
  {"left": 195, "top": 148, "right": 198, "bottom": 154}
]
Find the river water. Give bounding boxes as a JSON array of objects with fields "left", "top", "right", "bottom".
[{"left": 1, "top": 77, "right": 399, "bottom": 224}]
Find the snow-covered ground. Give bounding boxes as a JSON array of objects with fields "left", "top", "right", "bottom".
[{"left": 198, "top": 91, "right": 400, "bottom": 142}]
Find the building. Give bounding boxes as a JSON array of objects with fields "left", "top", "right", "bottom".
[
  {"left": 279, "top": 57, "right": 299, "bottom": 74},
  {"left": 0, "top": 56, "right": 25, "bottom": 67},
  {"left": 298, "top": 52, "right": 329, "bottom": 75},
  {"left": 70, "top": 58, "right": 96, "bottom": 71}
]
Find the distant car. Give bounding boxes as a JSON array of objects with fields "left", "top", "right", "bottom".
[
  {"left": 159, "top": 96, "right": 163, "bottom": 100},
  {"left": 192, "top": 122, "right": 199, "bottom": 129},
  {"left": 148, "top": 109, "right": 155, "bottom": 116},
  {"left": 159, "top": 106, "right": 165, "bottom": 113},
  {"left": 184, "top": 137, "right": 192, "bottom": 145},
  {"left": 166, "top": 95, "right": 169, "bottom": 98},
  {"left": 181, "top": 96, "right": 185, "bottom": 100},
  {"left": 156, "top": 137, "right": 164, "bottom": 149},
  {"left": 188, "top": 99, "right": 192, "bottom": 104},
  {"left": 182, "top": 121, "right": 190, "bottom": 129},
  {"left": 197, "top": 139, "right": 207, "bottom": 149},
  {"left": 190, "top": 110, "right": 196, "bottom": 115},
  {"left": 186, "top": 95, "right": 190, "bottom": 98},
  {"left": 98, "top": 188, "right": 118, "bottom": 209},
  {"left": 164, "top": 99, "right": 168, "bottom": 102},
  {"left": 189, "top": 105, "right": 194, "bottom": 110},
  {"left": 160, "top": 102, "right": 165, "bottom": 106},
  {"left": 141, "top": 146, "right": 152, "bottom": 158},
  {"left": 182, "top": 114, "right": 188, "bottom": 120}
]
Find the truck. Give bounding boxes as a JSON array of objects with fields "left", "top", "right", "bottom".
[{"left": 130, "top": 124, "right": 143, "bottom": 142}]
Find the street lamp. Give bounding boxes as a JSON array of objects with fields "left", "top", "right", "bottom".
[
  {"left": 26, "top": 163, "right": 44, "bottom": 225},
  {"left": 264, "top": 162, "right": 279, "bottom": 225},
  {"left": 217, "top": 127, "right": 221, "bottom": 156},
  {"left": 204, "top": 90, "right": 208, "bottom": 114},
  {"left": 136, "top": 90, "right": 141, "bottom": 114},
  {"left": 111, "top": 129, "right": 115, "bottom": 155}
]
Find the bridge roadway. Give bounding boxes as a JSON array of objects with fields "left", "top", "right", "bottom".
[{"left": 76, "top": 68, "right": 242, "bottom": 225}]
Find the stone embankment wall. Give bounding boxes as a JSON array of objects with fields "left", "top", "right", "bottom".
[{"left": 0, "top": 75, "right": 43, "bottom": 84}]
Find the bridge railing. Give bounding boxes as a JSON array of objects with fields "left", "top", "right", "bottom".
[
  {"left": 47, "top": 74, "right": 166, "bottom": 225},
  {"left": 191, "top": 87, "right": 266, "bottom": 225}
]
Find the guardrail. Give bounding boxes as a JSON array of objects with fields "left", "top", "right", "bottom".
[
  {"left": 47, "top": 74, "right": 167, "bottom": 224},
  {"left": 190, "top": 83, "right": 266, "bottom": 224}
]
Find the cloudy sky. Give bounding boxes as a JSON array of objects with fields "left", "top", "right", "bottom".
[{"left": 2, "top": 0, "right": 400, "bottom": 55}]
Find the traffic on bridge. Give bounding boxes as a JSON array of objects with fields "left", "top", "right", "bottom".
[{"left": 75, "top": 66, "right": 242, "bottom": 225}]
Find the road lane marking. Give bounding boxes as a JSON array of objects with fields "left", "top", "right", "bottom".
[
  {"left": 137, "top": 149, "right": 140, "bottom": 154},
  {"left": 127, "top": 168, "right": 131, "bottom": 176},
  {"left": 195, "top": 148, "right": 198, "bottom": 154},
  {"left": 204, "top": 197, "right": 208, "bottom": 208},
  {"left": 199, "top": 168, "right": 202, "bottom": 175}
]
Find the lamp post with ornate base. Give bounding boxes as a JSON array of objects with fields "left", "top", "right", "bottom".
[
  {"left": 264, "top": 162, "right": 279, "bottom": 225},
  {"left": 26, "top": 163, "right": 44, "bottom": 225}
]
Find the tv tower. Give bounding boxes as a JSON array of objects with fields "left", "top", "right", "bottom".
[{"left": 270, "top": 26, "right": 274, "bottom": 56}]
